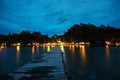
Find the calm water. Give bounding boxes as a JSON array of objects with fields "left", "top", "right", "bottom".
[
  {"left": 61, "top": 45, "right": 120, "bottom": 80},
  {"left": 1, "top": 45, "right": 120, "bottom": 80},
  {"left": 0, "top": 46, "right": 51, "bottom": 76}
]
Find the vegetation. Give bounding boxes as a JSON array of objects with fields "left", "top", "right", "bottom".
[
  {"left": 0, "top": 23, "right": 120, "bottom": 46},
  {"left": 61, "top": 23, "right": 120, "bottom": 45},
  {"left": 0, "top": 30, "right": 50, "bottom": 46}
]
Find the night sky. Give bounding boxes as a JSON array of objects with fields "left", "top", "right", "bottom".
[{"left": 0, "top": 0, "right": 120, "bottom": 36}]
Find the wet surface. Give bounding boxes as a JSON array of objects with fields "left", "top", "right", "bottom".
[
  {"left": 62, "top": 46, "right": 120, "bottom": 80},
  {"left": 0, "top": 46, "right": 67, "bottom": 80}
]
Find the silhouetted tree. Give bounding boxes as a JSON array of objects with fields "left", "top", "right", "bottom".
[
  {"left": 0, "top": 23, "right": 120, "bottom": 46},
  {"left": 19, "top": 30, "right": 31, "bottom": 45},
  {"left": 31, "top": 32, "right": 41, "bottom": 43},
  {"left": 0, "top": 34, "right": 5, "bottom": 44}
]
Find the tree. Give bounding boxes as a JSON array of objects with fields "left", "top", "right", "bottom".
[
  {"left": 20, "top": 30, "right": 31, "bottom": 45},
  {"left": 31, "top": 32, "right": 41, "bottom": 43}
]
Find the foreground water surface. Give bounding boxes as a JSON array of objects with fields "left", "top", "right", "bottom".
[
  {"left": 61, "top": 45, "right": 120, "bottom": 80},
  {"left": 0, "top": 46, "right": 49, "bottom": 76},
  {"left": 0, "top": 45, "right": 120, "bottom": 80}
]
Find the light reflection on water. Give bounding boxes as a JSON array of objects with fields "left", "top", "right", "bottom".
[
  {"left": 61, "top": 46, "right": 120, "bottom": 80},
  {"left": 70, "top": 45, "right": 75, "bottom": 54},
  {"left": 79, "top": 45, "right": 86, "bottom": 67},
  {"left": 0, "top": 46, "right": 6, "bottom": 54},
  {"left": 106, "top": 45, "right": 110, "bottom": 61},
  {"left": 16, "top": 46, "right": 20, "bottom": 64},
  {"left": 60, "top": 45, "right": 65, "bottom": 61},
  {"left": 46, "top": 46, "right": 51, "bottom": 52},
  {"left": 32, "top": 46, "right": 35, "bottom": 60},
  {"left": 105, "top": 45, "right": 111, "bottom": 66},
  {"left": 36, "top": 46, "right": 39, "bottom": 58},
  {"left": 0, "top": 46, "right": 48, "bottom": 76},
  {"left": 60, "top": 45, "right": 65, "bottom": 53}
]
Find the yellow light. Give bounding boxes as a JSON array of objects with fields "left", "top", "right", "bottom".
[
  {"left": 79, "top": 42, "right": 85, "bottom": 45},
  {"left": 60, "top": 45, "right": 65, "bottom": 53},
  {"left": 16, "top": 46, "right": 20, "bottom": 64},
  {"left": 0, "top": 46, "right": 6, "bottom": 53},
  {"left": 0, "top": 46, "right": 6, "bottom": 49},
  {"left": 86, "top": 42, "right": 90, "bottom": 45},
  {"left": 16, "top": 46, "right": 20, "bottom": 51},
  {"left": 75, "top": 43, "right": 79, "bottom": 47},
  {"left": 36, "top": 43, "right": 39, "bottom": 46},
  {"left": 13, "top": 43, "right": 21, "bottom": 46},
  {"left": 79, "top": 45, "right": 86, "bottom": 67},
  {"left": 46, "top": 43, "right": 50, "bottom": 46},
  {"left": 47, "top": 46, "right": 51, "bottom": 52},
  {"left": 80, "top": 45, "right": 86, "bottom": 55},
  {"left": 115, "top": 42, "right": 120, "bottom": 46},
  {"left": 32, "top": 42, "right": 39, "bottom": 46},
  {"left": 71, "top": 42, "right": 74, "bottom": 45},
  {"left": 58, "top": 40, "right": 61, "bottom": 43},
  {"left": 105, "top": 41, "right": 111, "bottom": 45},
  {"left": 105, "top": 45, "right": 110, "bottom": 63},
  {"left": 17, "top": 43, "right": 21, "bottom": 46},
  {"left": 71, "top": 45, "right": 75, "bottom": 53},
  {"left": 1, "top": 43, "right": 6, "bottom": 46},
  {"left": 36, "top": 46, "right": 39, "bottom": 57},
  {"left": 106, "top": 45, "right": 109, "bottom": 48},
  {"left": 32, "top": 46, "right": 35, "bottom": 54},
  {"left": 32, "top": 46, "right": 35, "bottom": 60}
]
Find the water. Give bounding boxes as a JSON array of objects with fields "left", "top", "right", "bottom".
[
  {"left": 0, "top": 46, "right": 51, "bottom": 76},
  {"left": 1, "top": 45, "right": 120, "bottom": 80},
  {"left": 61, "top": 45, "right": 120, "bottom": 80}
]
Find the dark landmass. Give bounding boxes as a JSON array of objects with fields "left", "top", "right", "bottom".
[{"left": 0, "top": 23, "right": 120, "bottom": 46}]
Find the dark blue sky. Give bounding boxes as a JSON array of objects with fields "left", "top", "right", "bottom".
[{"left": 0, "top": 0, "right": 120, "bottom": 36}]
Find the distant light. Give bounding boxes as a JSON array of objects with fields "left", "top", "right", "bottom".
[
  {"left": 47, "top": 46, "right": 51, "bottom": 52},
  {"left": 13, "top": 43, "right": 21, "bottom": 46},
  {"left": 60, "top": 45, "right": 65, "bottom": 53},
  {"left": 16, "top": 46, "right": 20, "bottom": 51},
  {"left": 79, "top": 42, "right": 85, "bottom": 45},
  {"left": 105, "top": 41, "right": 111, "bottom": 45},
  {"left": 115, "top": 42, "right": 120, "bottom": 46},
  {"left": 32, "top": 42, "right": 39, "bottom": 46}
]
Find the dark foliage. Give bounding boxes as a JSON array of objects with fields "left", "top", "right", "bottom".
[
  {"left": 61, "top": 23, "right": 120, "bottom": 43},
  {"left": 0, "top": 23, "right": 120, "bottom": 46},
  {"left": 0, "top": 30, "right": 49, "bottom": 46}
]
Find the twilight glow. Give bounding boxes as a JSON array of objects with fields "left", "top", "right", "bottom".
[{"left": 0, "top": 0, "right": 120, "bottom": 35}]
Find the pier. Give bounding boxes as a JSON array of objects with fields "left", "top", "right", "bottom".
[{"left": 2, "top": 46, "right": 67, "bottom": 80}]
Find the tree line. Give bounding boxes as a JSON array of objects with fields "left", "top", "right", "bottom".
[
  {"left": 60, "top": 23, "right": 120, "bottom": 45},
  {"left": 0, "top": 23, "right": 120, "bottom": 46},
  {"left": 0, "top": 30, "right": 50, "bottom": 46}
]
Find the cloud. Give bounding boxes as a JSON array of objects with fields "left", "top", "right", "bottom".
[
  {"left": 0, "top": 0, "right": 120, "bottom": 35},
  {"left": 0, "top": 19, "right": 25, "bottom": 34}
]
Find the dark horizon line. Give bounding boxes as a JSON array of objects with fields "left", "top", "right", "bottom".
[{"left": 0, "top": 23, "right": 120, "bottom": 37}]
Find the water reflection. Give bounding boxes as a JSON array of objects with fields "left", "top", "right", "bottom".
[
  {"left": 60, "top": 45, "right": 65, "bottom": 53},
  {"left": 69, "top": 45, "right": 76, "bottom": 62},
  {"left": 69, "top": 45, "right": 75, "bottom": 54},
  {"left": 32, "top": 46, "right": 35, "bottom": 60},
  {"left": 60, "top": 46, "right": 120, "bottom": 80},
  {"left": 36, "top": 46, "right": 39, "bottom": 57},
  {"left": 32, "top": 46, "right": 35, "bottom": 53},
  {"left": 0, "top": 46, "right": 6, "bottom": 53},
  {"left": 0, "top": 46, "right": 3, "bottom": 53},
  {"left": 79, "top": 45, "right": 86, "bottom": 67},
  {"left": 105, "top": 45, "right": 111, "bottom": 64},
  {"left": 59, "top": 45, "right": 68, "bottom": 69},
  {"left": 16, "top": 46, "right": 20, "bottom": 64},
  {"left": 46, "top": 46, "right": 51, "bottom": 52}
]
